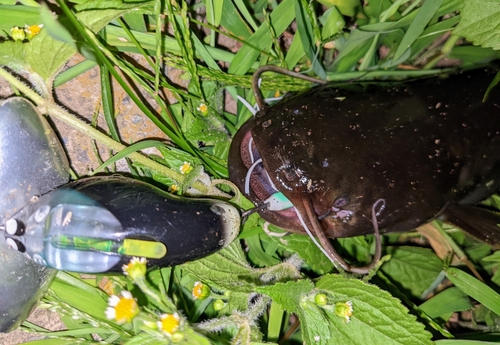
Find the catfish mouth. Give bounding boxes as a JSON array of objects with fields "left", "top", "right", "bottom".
[
  {"left": 229, "top": 125, "right": 356, "bottom": 234},
  {"left": 229, "top": 127, "right": 302, "bottom": 232}
]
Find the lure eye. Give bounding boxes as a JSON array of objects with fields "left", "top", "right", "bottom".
[
  {"left": 333, "top": 195, "right": 350, "bottom": 208},
  {"left": 5, "top": 237, "right": 26, "bottom": 253},
  {"left": 5, "top": 218, "right": 25, "bottom": 236}
]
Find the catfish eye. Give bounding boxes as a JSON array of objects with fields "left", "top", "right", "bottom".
[
  {"left": 284, "top": 168, "right": 297, "bottom": 181},
  {"left": 333, "top": 195, "right": 349, "bottom": 208}
]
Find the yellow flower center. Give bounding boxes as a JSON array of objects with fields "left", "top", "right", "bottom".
[
  {"left": 115, "top": 296, "right": 139, "bottom": 324},
  {"left": 197, "top": 103, "right": 208, "bottom": 114},
  {"left": 180, "top": 162, "right": 192, "bottom": 175},
  {"left": 193, "top": 284, "right": 203, "bottom": 298},
  {"left": 192, "top": 281, "right": 210, "bottom": 300},
  {"left": 25, "top": 24, "right": 42, "bottom": 36},
  {"left": 159, "top": 313, "right": 180, "bottom": 335}
]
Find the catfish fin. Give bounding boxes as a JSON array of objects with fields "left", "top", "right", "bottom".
[{"left": 444, "top": 203, "right": 500, "bottom": 248}]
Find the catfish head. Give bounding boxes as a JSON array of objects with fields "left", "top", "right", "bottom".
[{"left": 229, "top": 65, "right": 500, "bottom": 274}]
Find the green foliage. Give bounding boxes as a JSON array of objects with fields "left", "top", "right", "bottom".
[
  {"left": 1, "top": 0, "right": 500, "bottom": 344},
  {"left": 454, "top": 0, "right": 500, "bottom": 50},
  {"left": 381, "top": 246, "right": 443, "bottom": 299}
]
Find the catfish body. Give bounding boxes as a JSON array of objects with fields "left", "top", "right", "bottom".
[{"left": 229, "top": 68, "right": 500, "bottom": 245}]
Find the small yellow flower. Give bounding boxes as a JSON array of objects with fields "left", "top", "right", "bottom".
[
  {"left": 274, "top": 91, "right": 281, "bottom": 98},
  {"left": 105, "top": 290, "right": 139, "bottom": 324},
  {"left": 180, "top": 161, "right": 193, "bottom": 175},
  {"left": 24, "top": 24, "right": 43, "bottom": 39},
  {"left": 10, "top": 26, "right": 25, "bottom": 41},
  {"left": 158, "top": 312, "right": 180, "bottom": 337},
  {"left": 334, "top": 300, "right": 353, "bottom": 323},
  {"left": 196, "top": 103, "right": 208, "bottom": 115},
  {"left": 122, "top": 257, "right": 147, "bottom": 280},
  {"left": 169, "top": 184, "right": 179, "bottom": 193},
  {"left": 192, "top": 281, "right": 210, "bottom": 300}
]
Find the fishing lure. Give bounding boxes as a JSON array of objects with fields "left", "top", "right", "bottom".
[
  {"left": 229, "top": 65, "right": 500, "bottom": 273},
  {"left": 2, "top": 176, "right": 240, "bottom": 273},
  {"left": 0, "top": 98, "right": 241, "bottom": 331}
]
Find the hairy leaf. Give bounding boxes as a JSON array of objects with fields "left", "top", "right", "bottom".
[{"left": 454, "top": 0, "right": 500, "bottom": 50}]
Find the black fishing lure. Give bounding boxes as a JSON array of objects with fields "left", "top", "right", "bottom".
[{"left": 3, "top": 176, "right": 240, "bottom": 273}]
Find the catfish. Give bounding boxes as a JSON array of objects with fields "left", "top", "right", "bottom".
[{"left": 228, "top": 65, "right": 500, "bottom": 274}]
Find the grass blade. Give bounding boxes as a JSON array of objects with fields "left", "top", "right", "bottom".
[
  {"left": 393, "top": 0, "right": 443, "bottom": 60},
  {"left": 92, "top": 140, "right": 167, "bottom": 175},
  {"left": 446, "top": 267, "right": 500, "bottom": 315}
]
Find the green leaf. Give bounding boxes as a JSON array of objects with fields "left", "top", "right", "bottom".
[
  {"left": 298, "top": 299, "right": 332, "bottom": 345},
  {"left": 218, "top": 0, "right": 253, "bottom": 40},
  {"left": 315, "top": 274, "right": 433, "bottom": 345},
  {"left": 0, "top": 41, "right": 28, "bottom": 72},
  {"left": 269, "top": 232, "right": 334, "bottom": 274},
  {"left": 393, "top": 0, "right": 443, "bottom": 60},
  {"left": 92, "top": 140, "right": 167, "bottom": 175},
  {"left": 181, "top": 242, "right": 262, "bottom": 292},
  {"left": 319, "top": 6, "right": 345, "bottom": 40},
  {"left": 228, "top": 0, "right": 295, "bottom": 75},
  {"left": 24, "top": 27, "right": 76, "bottom": 80},
  {"left": 246, "top": 234, "right": 281, "bottom": 266},
  {"left": 205, "top": 0, "right": 223, "bottom": 27},
  {"left": 124, "top": 333, "right": 162, "bottom": 345},
  {"left": 333, "top": 29, "right": 379, "bottom": 71},
  {"left": 183, "top": 114, "right": 230, "bottom": 153},
  {"left": 23, "top": 340, "right": 88, "bottom": 345},
  {"left": 483, "top": 250, "right": 500, "bottom": 263},
  {"left": 27, "top": 0, "right": 150, "bottom": 81},
  {"left": 446, "top": 267, "right": 500, "bottom": 315},
  {"left": 453, "top": 0, "right": 500, "bottom": 50},
  {"left": 50, "top": 272, "right": 110, "bottom": 322},
  {"left": 74, "top": 0, "right": 151, "bottom": 33},
  {"left": 418, "top": 287, "right": 473, "bottom": 319},
  {"left": 0, "top": 4, "right": 41, "bottom": 33},
  {"left": 381, "top": 246, "right": 443, "bottom": 299},
  {"left": 256, "top": 280, "right": 314, "bottom": 313},
  {"left": 40, "top": 3, "right": 76, "bottom": 48},
  {"left": 294, "top": 0, "right": 326, "bottom": 79},
  {"left": 435, "top": 340, "right": 500, "bottom": 344},
  {"left": 449, "top": 45, "right": 500, "bottom": 64},
  {"left": 122, "top": 12, "right": 147, "bottom": 32}
]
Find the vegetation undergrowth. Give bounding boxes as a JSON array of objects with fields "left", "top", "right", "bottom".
[{"left": 1, "top": 0, "right": 500, "bottom": 344}]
